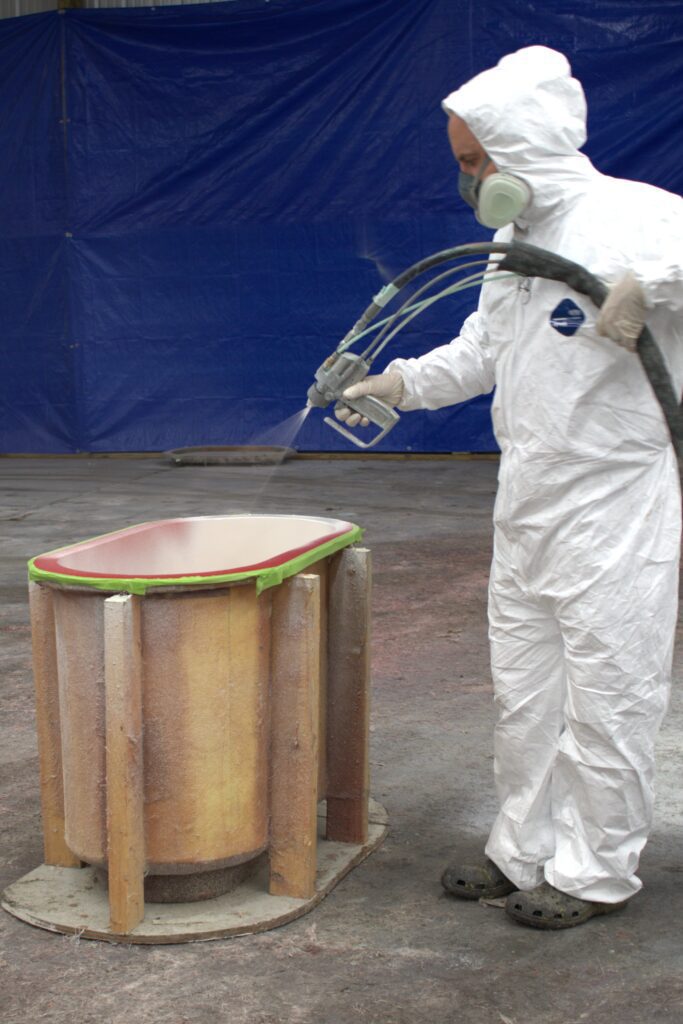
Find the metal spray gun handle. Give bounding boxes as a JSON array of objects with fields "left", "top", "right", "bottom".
[{"left": 324, "top": 393, "right": 399, "bottom": 450}]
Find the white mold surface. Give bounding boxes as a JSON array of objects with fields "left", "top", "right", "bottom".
[{"left": 33, "top": 514, "right": 355, "bottom": 579}]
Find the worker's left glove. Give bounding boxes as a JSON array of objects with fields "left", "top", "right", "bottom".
[{"left": 596, "top": 271, "right": 647, "bottom": 352}]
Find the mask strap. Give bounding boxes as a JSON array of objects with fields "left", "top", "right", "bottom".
[{"left": 472, "top": 155, "right": 492, "bottom": 191}]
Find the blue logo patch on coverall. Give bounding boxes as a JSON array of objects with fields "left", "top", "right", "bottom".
[{"left": 549, "top": 298, "right": 586, "bottom": 336}]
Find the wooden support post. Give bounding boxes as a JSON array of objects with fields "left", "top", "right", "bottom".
[
  {"left": 304, "top": 558, "right": 330, "bottom": 799},
  {"left": 269, "top": 574, "right": 321, "bottom": 899},
  {"left": 104, "top": 594, "right": 144, "bottom": 934},
  {"left": 28, "top": 582, "right": 81, "bottom": 868},
  {"left": 326, "top": 547, "right": 371, "bottom": 844}
]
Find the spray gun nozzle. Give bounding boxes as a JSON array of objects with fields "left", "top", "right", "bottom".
[{"left": 306, "top": 379, "right": 329, "bottom": 409}]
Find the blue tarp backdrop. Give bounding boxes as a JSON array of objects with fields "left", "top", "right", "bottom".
[{"left": 1, "top": 0, "right": 682, "bottom": 452}]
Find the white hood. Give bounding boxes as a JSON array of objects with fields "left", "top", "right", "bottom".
[{"left": 442, "top": 46, "right": 599, "bottom": 224}]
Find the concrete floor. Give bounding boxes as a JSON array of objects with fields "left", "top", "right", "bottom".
[{"left": 1, "top": 455, "right": 682, "bottom": 1024}]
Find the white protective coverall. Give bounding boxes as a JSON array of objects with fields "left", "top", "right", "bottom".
[{"left": 387, "top": 46, "right": 683, "bottom": 903}]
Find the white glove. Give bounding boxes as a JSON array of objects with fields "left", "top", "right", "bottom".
[
  {"left": 596, "top": 271, "right": 647, "bottom": 352},
  {"left": 334, "top": 371, "right": 405, "bottom": 428}
]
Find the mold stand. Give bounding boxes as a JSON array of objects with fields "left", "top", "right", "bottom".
[{"left": 3, "top": 546, "right": 388, "bottom": 944}]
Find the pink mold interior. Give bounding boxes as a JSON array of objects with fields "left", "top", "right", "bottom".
[{"left": 33, "top": 514, "right": 355, "bottom": 580}]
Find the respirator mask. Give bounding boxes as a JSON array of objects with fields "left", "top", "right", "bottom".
[{"left": 458, "top": 156, "right": 531, "bottom": 229}]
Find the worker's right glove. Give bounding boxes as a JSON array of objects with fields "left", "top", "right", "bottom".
[
  {"left": 596, "top": 271, "right": 647, "bottom": 352},
  {"left": 334, "top": 371, "right": 405, "bottom": 428}
]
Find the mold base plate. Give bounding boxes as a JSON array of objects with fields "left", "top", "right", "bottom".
[{"left": 1, "top": 800, "right": 388, "bottom": 945}]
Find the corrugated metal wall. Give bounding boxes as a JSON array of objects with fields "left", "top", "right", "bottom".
[{"left": 0, "top": 0, "right": 234, "bottom": 18}]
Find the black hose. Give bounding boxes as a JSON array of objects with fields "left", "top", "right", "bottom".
[
  {"left": 498, "top": 242, "right": 683, "bottom": 464},
  {"left": 355, "top": 240, "right": 682, "bottom": 465}
]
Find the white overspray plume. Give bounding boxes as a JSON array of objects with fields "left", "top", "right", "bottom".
[
  {"left": 240, "top": 405, "right": 312, "bottom": 505},
  {"left": 355, "top": 222, "right": 396, "bottom": 284}
]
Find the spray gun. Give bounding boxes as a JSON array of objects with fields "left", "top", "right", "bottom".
[
  {"left": 306, "top": 350, "right": 399, "bottom": 450},
  {"left": 306, "top": 282, "right": 402, "bottom": 449},
  {"left": 305, "top": 240, "right": 682, "bottom": 463}
]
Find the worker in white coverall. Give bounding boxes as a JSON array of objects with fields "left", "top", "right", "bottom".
[{"left": 338, "top": 46, "right": 683, "bottom": 929}]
